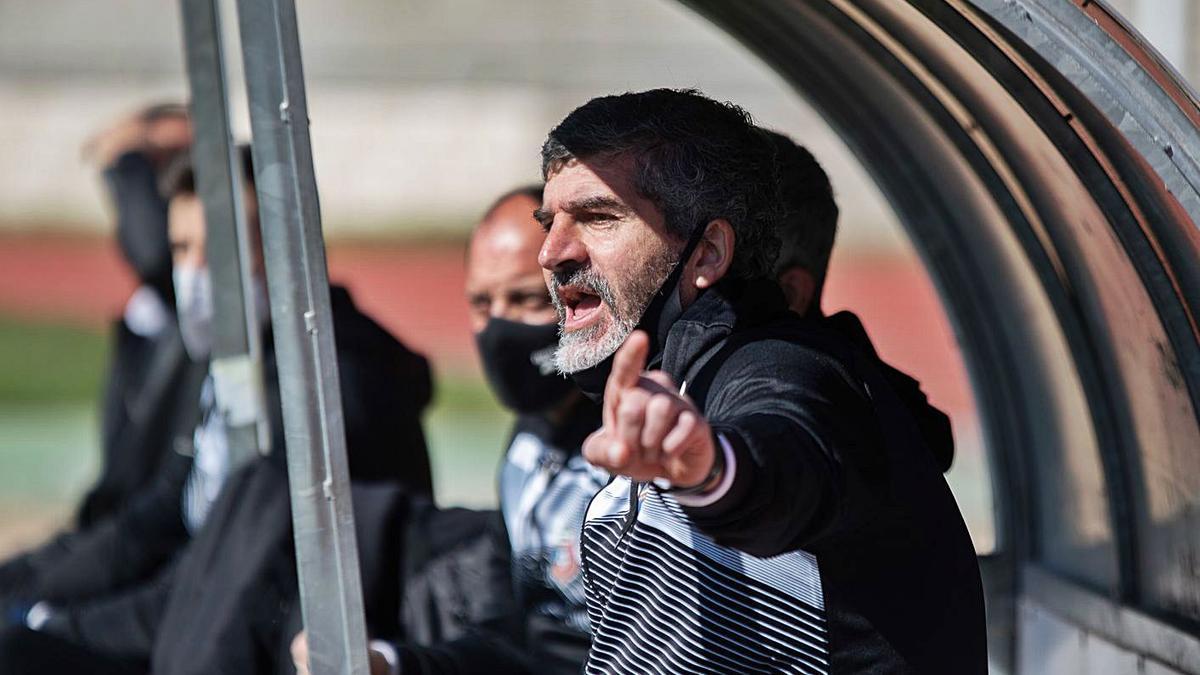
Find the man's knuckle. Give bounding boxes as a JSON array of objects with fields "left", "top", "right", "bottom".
[
  {"left": 618, "top": 396, "right": 644, "bottom": 418},
  {"left": 647, "top": 394, "right": 674, "bottom": 417}
]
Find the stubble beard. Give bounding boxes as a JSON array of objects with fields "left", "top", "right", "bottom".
[{"left": 550, "top": 247, "right": 678, "bottom": 374}]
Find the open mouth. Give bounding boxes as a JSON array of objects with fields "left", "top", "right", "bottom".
[{"left": 557, "top": 284, "right": 605, "bottom": 332}]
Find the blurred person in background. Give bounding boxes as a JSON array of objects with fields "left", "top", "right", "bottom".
[
  {"left": 0, "top": 104, "right": 208, "bottom": 623},
  {"left": 0, "top": 147, "right": 435, "bottom": 675},
  {"left": 768, "top": 128, "right": 954, "bottom": 474},
  {"left": 81, "top": 103, "right": 202, "bottom": 526},
  {"left": 764, "top": 128, "right": 837, "bottom": 318},
  {"left": 292, "top": 185, "right": 605, "bottom": 675}
]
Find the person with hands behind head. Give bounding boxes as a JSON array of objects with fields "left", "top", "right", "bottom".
[
  {"left": 0, "top": 103, "right": 204, "bottom": 628},
  {"left": 539, "top": 89, "right": 986, "bottom": 674},
  {"left": 0, "top": 146, "right": 434, "bottom": 675}
]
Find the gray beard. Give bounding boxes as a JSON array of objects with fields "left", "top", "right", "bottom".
[
  {"left": 550, "top": 251, "right": 677, "bottom": 374},
  {"left": 554, "top": 306, "right": 636, "bottom": 374}
]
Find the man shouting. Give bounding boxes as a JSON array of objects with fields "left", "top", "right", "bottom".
[{"left": 536, "top": 89, "right": 986, "bottom": 674}]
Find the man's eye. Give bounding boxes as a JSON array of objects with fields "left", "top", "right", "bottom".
[
  {"left": 578, "top": 213, "right": 617, "bottom": 228},
  {"left": 522, "top": 294, "right": 553, "bottom": 309}
]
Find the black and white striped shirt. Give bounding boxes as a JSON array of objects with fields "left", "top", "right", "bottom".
[{"left": 581, "top": 475, "right": 830, "bottom": 674}]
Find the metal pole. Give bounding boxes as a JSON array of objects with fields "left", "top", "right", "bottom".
[
  {"left": 178, "top": 0, "right": 269, "bottom": 467},
  {"left": 233, "top": 1, "right": 369, "bottom": 673}
]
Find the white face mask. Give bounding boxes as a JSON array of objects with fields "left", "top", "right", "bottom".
[{"left": 173, "top": 264, "right": 214, "bottom": 361}]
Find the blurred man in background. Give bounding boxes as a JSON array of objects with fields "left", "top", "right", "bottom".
[
  {"left": 82, "top": 104, "right": 202, "bottom": 526},
  {"left": 0, "top": 104, "right": 207, "bottom": 622},
  {"left": 0, "top": 146, "right": 435, "bottom": 675},
  {"left": 764, "top": 129, "right": 838, "bottom": 318},
  {"left": 293, "top": 185, "right": 605, "bottom": 675},
  {"left": 769, "top": 129, "right": 954, "bottom": 474}
]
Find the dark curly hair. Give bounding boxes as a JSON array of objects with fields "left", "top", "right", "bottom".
[{"left": 541, "top": 89, "right": 782, "bottom": 280}]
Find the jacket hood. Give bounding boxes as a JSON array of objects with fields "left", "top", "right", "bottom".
[
  {"left": 660, "top": 276, "right": 789, "bottom": 383},
  {"left": 658, "top": 279, "right": 955, "bottom": 473},
  {"left": 823, "top": 311, "right": 955, "bottom": 472},
  {"left": 329, "top": 285, "right": 434, "bottom": 413},
  {"left": 260, "top": 285, "right": 435, "bottom": 492}
]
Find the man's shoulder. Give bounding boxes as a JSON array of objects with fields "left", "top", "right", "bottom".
[{"left": 708, "top": 315, "right": 865, "bottom": 393}]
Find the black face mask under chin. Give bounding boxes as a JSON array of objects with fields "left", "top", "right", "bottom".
[
  {"left": 476, "top": 318, "right": 577, "bottom": 414},
  {"left": 568, "top": 224, "right": 708, "bottom": 401}
]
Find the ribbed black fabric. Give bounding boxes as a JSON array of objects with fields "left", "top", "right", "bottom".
[{"left": 583, "top": 493, "right": 830, "bottom": 674}]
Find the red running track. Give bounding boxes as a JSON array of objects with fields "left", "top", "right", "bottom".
[{"left": 0, "top": 233, "right": 976, "bottom": 418}]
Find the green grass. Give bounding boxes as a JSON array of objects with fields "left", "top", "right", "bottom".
[
  {"left": 0, "top": 318, "right": 109, "bottom": 538},
  {"left": 0, "top": 314, "right": 512, "bottom": 516},
  {"left": 0, "top": 402, "right": 99, "bottom": 503},
  {"left": 422, "top": 372, "right": 513, "bottom": 506},
  {"left": 0, "top": 316, "right": 995, "bottom": 547},
  {"left": 430, "top": 371, "right": 507, "bottom": 412},
  {"left": 0, "top": 317, "right": 110, "bottom": 403}
]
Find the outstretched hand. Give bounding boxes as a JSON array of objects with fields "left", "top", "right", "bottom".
[
  {"left": 290, "top": 630, "right": 392, "bottom": 675},
  {"left": 581, "top": 330, "right": 717, "bottom": 488}
]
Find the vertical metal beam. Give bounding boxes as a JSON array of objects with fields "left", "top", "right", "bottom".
[
  {"left": 178, "top": 0, "right": 269, "bottom": 467},
  {"left": 233, "top": 1, "right": 369, "bottom": 673}
]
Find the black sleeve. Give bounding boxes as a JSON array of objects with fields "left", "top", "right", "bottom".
[
  {"left": 34, "top": 453, "right": 191, "bottom": 604},
  {"left": 78, "top": 323, "right": 145, "bottom": 528},
  {"left": 337, "top": 345, "right": 432, "bottom": 493},
  {"left": 394, "top": 512, "right": 531, "bottom": 675},
  {"left": 682, "top": 342, "right": 876, "bottom": 558},
  {"left": 395, "top": 635, "right": 532, "bottom": 675},
  {"left": 103, "top": 151, "right": 171, "bottom": 293},
  {"left": 39, "top": 561, "right": 176, "bottom": 660},
  {"left": 0, "top": 531, "right": 78, "bottom": 593}
]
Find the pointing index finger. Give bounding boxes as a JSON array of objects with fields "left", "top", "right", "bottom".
[
  {"left": 604, "top": 330, "right": 649, "bottom": 429},
  {"left": 610, "top": 330, "right": 649, "bottom": 393}
]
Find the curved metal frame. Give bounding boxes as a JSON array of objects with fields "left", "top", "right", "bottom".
[{"left": 685, "top": 0, "right": 1200, "bottom": 671}]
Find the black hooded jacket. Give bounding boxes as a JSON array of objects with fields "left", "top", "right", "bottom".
[
  {"left": 82, "top": 151, "right": 190, "bottom": 526},
  {"left": 580, "top": 278, "right": 986, "bottom": 674}
]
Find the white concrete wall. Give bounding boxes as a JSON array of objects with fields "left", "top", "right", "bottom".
[
  {"left": 0, "top": 0, "right": 902, "bottom": 250},
  {"left": 0, "top": 0, "right": 1194, "bottom": 249}
]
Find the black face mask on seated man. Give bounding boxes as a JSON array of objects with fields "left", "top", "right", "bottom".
[{"left": 476, "top": 317, "right": 575, "bottom": 414}]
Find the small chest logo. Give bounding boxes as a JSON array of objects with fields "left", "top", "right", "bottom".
[{"left": 549, "top": 541, "right": 581, "bottom": 586}]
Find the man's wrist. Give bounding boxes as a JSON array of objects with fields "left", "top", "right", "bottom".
[
  {"left": 660, "top": 432, "right": 737, "bottom": 507},
  {"left": 368, "top": 639, "right": 400, "bottom": 675},
  {"left": 662, "top": 435, "right": 725, "bottom": 496}
]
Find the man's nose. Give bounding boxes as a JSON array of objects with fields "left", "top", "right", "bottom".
[
  {"left": 490, "top": 298, "right": 516, "bottom": 321},
  {"left": 538, "top": 220, "right": 587, "bottom": 273}
]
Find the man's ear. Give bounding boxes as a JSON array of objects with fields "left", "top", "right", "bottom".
[
  {"left": 689, "top": 218, "right": 735, "bottom": 290},
  {"left": 778, "top": 266, "right": 817, "bottom": 316}
]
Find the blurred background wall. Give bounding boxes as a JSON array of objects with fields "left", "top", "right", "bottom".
[{"left": 0, "top": 0, "right": 1191, "bottom": 558}]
